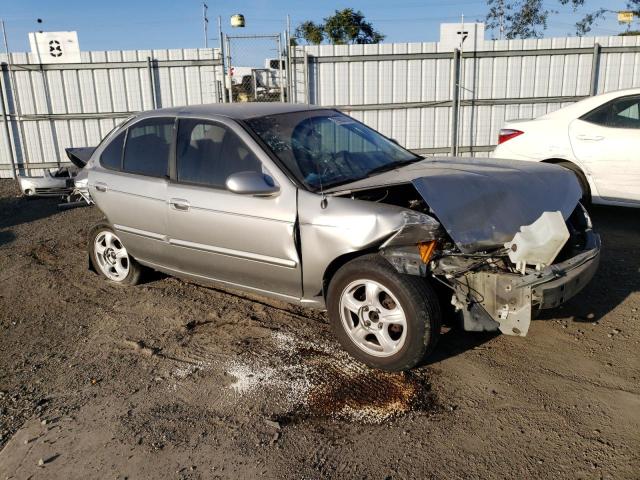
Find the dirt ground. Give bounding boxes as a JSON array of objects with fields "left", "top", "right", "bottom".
[{"left": 0, "top": 178, "right": 638, "bottom": 480}]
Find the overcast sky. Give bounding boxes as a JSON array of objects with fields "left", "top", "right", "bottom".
[{"left": 1, "top": 0, "right": 633, "bottom": 52}]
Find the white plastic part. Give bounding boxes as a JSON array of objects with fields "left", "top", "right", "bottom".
[{"left": 505, "top": 211, "right": 570, "bottom": 274}]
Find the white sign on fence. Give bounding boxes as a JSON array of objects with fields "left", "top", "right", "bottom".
[
  {"left": 28, "top": 31, "right": 81, "bottom": 64},
  {"left": 439, "top": 22, "right": 485, "bottom": 51}
]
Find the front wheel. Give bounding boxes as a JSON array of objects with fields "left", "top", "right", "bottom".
[
  {"left": 88, "top": 223, "right": 142, "bottom": 285},
  {"left": 327, "top": 254, "right": 441, "bottom": 371}
]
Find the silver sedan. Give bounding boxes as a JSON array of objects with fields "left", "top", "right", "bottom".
[{"left": 82, "top": 103, "right": 600, "bottom": 371}]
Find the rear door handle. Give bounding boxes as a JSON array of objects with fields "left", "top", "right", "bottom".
[
  {"left": 169, "top": 198, "right": 191, "bottom": 211},
  {"left": 95, "top": 182, "right": 108, "bottom": 192},
  {"left": 576, "top": 134, "right": 604, "bottom": 141}
]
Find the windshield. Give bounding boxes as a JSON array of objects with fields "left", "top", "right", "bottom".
[{"left": 244, "top": 109, "right": 420, "bottom": 190}]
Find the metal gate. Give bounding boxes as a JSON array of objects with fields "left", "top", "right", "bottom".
[{"left": 223, "top": 34, "right": 288, "bottom": 103}]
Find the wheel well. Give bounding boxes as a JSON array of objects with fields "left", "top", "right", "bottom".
[
  {"left": 541, "top": 158, "right": 591, "bottom": 199},
  {"left": 541, "top": 158, "right": 584, "bottom": 176},
  {"left": 542, "top": 158, "right": 572, "bottom": 165},
  {"left": 321, "top": 248, "right": 379, "bottom": 299}
]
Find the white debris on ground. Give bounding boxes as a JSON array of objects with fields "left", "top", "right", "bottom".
[
  {"left": 225, "top": 331, "right": 316, "bottom": 405},
  {"left": 172, "top": 362, "right": 208, "bottom": 379},
  {"left": 225, "top": 363, "right": 278, "bottom": 394},
  {"left": 222, "top": 330, "right": 433, "bottom": 424}
]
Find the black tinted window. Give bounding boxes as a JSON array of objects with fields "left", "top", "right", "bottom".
[
  {"left": 583, "top": 96, "right": 640, "bottom": 129},
  {"left": 176, "top": 119, "right": 261, "bottom": 188},
  {"left": 123, "top": 118, "right": 174, "bottom": 177},
  {"left": 100, "top": 131, "right": 125, "bottom": 170}
]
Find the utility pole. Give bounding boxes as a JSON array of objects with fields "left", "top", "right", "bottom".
[
  {"left": 203, "top": 2, "right": 209, "bottom": 48},
  {"left": 453, "top": 14, "right": 468, "bottom": 157}
]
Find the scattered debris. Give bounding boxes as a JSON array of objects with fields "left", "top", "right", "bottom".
[
  {"left": 225, "top": 331, "right": 438, "bottom": 424},
  {"left": 123, "top": 339, "right": 159, "bottom": 357},
  {"left": 264, "top": 419, "right": 281, "bottom": 430},
  {"left": 36, "top": 454, "right": 59, "bottom": 466}
]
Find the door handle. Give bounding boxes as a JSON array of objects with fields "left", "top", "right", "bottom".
[
  {"left": 169, "top": 198, "right": 191, "bottom": 211},
  {"left": 576, "top": 134, "right": 604, "bottom": 141},
  {"left": 95, "top": 182, "right": 108, "bottom": 192}
]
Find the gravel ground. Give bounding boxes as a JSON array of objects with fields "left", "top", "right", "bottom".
[{"left": 0, "top": 178, "right": 638, "bottom": 479}]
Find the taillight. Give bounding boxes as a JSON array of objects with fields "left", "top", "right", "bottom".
[{"left": 498, "top": 129, "right": 524, "bottom": 144}]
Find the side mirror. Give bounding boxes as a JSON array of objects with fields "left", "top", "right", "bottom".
[{"left": 225, "top": 171, "right": 280, "bottom": 197}]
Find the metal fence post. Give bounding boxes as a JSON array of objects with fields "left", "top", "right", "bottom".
[
  {"left": 218, "top": 17, "right": 227, "bottom": 103},
  {"left": 590, "top": 43, "right": 601, "bottom": 96},
  {"left": 303, "top": 52, "right": 310, "bottom": 104},
  {"left": 285, "top": 15, "right": 291, "bottom": 102},
  {"left": 225, "top": 35, "right": 233, "bottom": 103},
  {"left": 211, "top": 48, "right": 219, "bottom": 103},
  {"left": 291, "top": 45, "right": 297, "bottom": 103},
  {"left": 146, "top": 57, "right": 157, "bottom": 109},
  {"left": 277, "top": 34, "right": 284, "bottom": 102},
  {"left": 0, "top": 64, "right": 18, "bottom": 182},
  {"left": 450, "top": 48, "right": 461, "bottom": 156},
  {"left": 3, "top": 27, "right": 30, "bottom": 176}
]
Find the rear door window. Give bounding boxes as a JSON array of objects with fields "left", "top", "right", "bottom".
[
  {"left": 123, "top": 118, "right": 174, "bottom": 177},
  {"left": 582, "top": 96, "right": 640, "bottom": 129}
]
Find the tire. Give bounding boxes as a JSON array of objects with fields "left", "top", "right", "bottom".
[
  {"left": 556, "top": 161, "right": 591, "bottom": 205},
  {"left": 326, "top": 254, "right": 441, "bottom": 372},
  {"left": 88, "top": 222, "right": 142, "bottom": 286}
]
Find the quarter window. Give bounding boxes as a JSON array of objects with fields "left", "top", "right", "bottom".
[
  {"left": 123, "top": 118, "right": 174, "bottom": 177},
  {"left": 100, "top": 131, "right": 125, "bottom": 170},
  {"left": 176, "top": 119, "right": 262, "bottom": 188},
  {"left": 582, "top": 96, "right": 640, "bottom": 129}
]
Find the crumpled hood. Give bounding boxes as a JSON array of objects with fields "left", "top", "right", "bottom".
[{"left": 329, "top": 158, "right": 582, "bottom": 253}]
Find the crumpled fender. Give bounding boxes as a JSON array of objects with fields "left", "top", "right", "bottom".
[{"left": 298, "top": 189, "right": 409, "bottom": 300}]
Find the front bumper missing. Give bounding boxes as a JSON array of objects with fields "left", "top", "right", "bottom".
[{"left": 457, "top": 232, "right": 601, "bottom": 337}]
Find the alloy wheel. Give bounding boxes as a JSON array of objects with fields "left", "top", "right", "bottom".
[{"left": 339, "top": 279, "right": 407, "bottom": 357}]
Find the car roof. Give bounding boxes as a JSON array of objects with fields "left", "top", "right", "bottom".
[
  {"left": 539, "top": 87, "right": 640, "bottom": 120},
  {"left": 134, "top": 102, "right": 329, "bottom": 120}
]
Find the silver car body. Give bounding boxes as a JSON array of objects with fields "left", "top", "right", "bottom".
[{"left": 83, "top": 103, "right": 600, "bottom": 337}]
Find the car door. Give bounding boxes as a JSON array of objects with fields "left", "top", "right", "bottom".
[
  {"left": 569, "top": 95, "right": 640, "bottom": 204},
  {"left": 165, "top": 116, "right": 301, "bottom": 299},
  {"left": 89, "top": 116, "right": 175, "bottom": 266}
]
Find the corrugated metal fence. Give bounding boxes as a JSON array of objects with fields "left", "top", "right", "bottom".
[
  {"left": 292, "top": 35, "right": 640, "bottom": 156},
  {"left": 0, "top": 48, "right": 222, "bottom": 178},
  {"left": 2, "top": 35, "right": 640, "bottom": 178}
]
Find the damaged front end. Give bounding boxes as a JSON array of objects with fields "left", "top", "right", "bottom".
[
  {"left": 333, "top": 159, "right": 601, "bottom": 337},
  {"left": 428, "top": 204, "right": 600, "bottom": 336}
]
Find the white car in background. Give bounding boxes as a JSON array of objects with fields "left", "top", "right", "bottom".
[{"left": 493, "top": 88, "right": 640, "bottom": 207}]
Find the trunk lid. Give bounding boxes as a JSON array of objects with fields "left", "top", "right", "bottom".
[{"left": 65, "top": 147, "right": 95, "bottom": 168}]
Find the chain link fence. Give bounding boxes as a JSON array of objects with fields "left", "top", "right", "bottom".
[{"left": 224, "top": 34, "right": 286, "bottom": 103}]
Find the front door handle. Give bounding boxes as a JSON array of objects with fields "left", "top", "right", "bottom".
[
  {"left": 95, "top": 182, "right": 108, "bottom": 192},
  {"left": 576, "top": 134, "right": 604, "bottom": 141},
  {"left": 169, "top": 198, "right": 191, "bottom": 211}
]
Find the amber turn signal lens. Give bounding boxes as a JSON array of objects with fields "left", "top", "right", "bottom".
[{"left": 418, "top": 240, "right": 437, "bottom": 263}]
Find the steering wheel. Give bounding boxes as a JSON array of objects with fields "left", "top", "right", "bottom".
[{"left": 333, "top": 150, "right": 361, "bottom": 175}]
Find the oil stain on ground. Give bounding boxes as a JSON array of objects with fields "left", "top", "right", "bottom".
[{"left": 305, "top": 366, "right": 437, "bottom": 423}]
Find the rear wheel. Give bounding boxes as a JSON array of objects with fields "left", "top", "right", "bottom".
[
  {"left": 327, "top": 254, "right": 441, "bottom": 371},
  {"left": 88, "top": 223, "right": 142, "bottom": 285}
]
